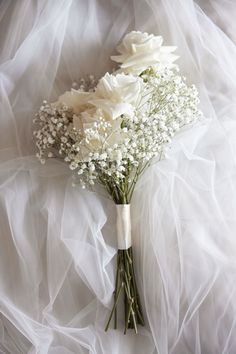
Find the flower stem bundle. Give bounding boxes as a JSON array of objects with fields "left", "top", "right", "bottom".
[{"left": 105, "top": 248, "right": 145, "bottom": 333}]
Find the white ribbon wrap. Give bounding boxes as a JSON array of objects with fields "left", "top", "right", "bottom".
[{"left": 116, "top": 204, "right": 132, "bottom": 250}]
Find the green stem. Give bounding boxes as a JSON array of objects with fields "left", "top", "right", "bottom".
[
  {"left": 128, "top": 248, "right": 145, "bottom": 325},
  {"left": 105, "top": 277, "right": 123, "bottom": 332},
  {"left": 113, "top": 253, "right": 120, "bottom": 329},
  {"left": 105, "top": 247, "right": 145, "bottom": 333}
]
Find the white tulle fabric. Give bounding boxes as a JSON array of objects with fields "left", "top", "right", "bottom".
[{"left": 1, "top": 0, "right": 236, "bottom": 353}]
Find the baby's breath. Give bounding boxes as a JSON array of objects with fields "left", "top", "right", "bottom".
[{"left": 34, "top": 67, "right": 201, "bottom": 203}]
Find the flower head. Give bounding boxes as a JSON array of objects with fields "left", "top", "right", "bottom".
[
  {"left": 89, "top": 72, "right": 143, "bottom": 119},
  {"left": 111, "top": 31, "right": 178, "bottom": 75},
  {"left": 56, "top": 90, "right": 94, "bottom": 115}
]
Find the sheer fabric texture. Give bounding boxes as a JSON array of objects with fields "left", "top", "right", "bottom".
[{"left": 0, "top": 1, "right": 236, "bottom": 353}]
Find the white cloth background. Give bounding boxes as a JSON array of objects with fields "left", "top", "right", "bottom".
[{"left": 0, "top": 0, "right": 236, "bottom": 353}]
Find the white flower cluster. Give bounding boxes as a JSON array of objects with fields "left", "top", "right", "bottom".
[{"left": 34, "top": 31, "right": 201, "bottom": 203}]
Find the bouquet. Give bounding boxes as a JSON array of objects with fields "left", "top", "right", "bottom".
[{"left": 34, "top": 31, "right": 201, "bottom": 333}]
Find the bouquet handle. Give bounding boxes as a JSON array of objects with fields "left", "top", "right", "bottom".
[{"left": 105, "top": 204, "right": 145, "bottom": 334}]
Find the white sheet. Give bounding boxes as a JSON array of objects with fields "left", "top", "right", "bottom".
[{"left": 1, "top": 1, "right": 236, "bottom": 353}]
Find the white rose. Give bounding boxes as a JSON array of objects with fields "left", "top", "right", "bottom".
[
  {"left": 54, "top": 89, "right": 96, "bottom": 131},
  {"left": 72, "top": 107, "right": 107, "bottom": 161},
  {"left": 89, "top": 72, "right": 142, "bottom": 119},
  {"left": 111, "top": 31, "right": 178, "bottom": 75},
  {"left": 72, "top": 107, "right": 96, "bottom": 131},
  {"left": 76, "top": 109, "right": 124, "bottom": 161},
  {"left": 53, "top": 73, "right": 142, "bottom": 160},
  {"left": 56, "top": 89, "right": 94, "bottom": 115}
]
